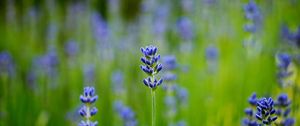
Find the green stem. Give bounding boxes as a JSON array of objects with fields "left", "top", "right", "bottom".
[{"left": 151, "top": 89, "right": 156, "bottom": 126}]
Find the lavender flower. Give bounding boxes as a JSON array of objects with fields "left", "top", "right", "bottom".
[
  {"left": 153, "top": 4, "right": 169, "bottom": 37},
  {"left": 165, "top": 95, "right": 177, "bottom": 117},
  {"left": 242, "top": 118, "right": 259, "bottom": 126},
  {"left": 176, "top": 120, "right": 186, "bottom": 126},
  {"left": 281, "top": 25, "right": 300, "bottom": 47},
  {"left": 248, "top": 93, "right": 258, "bottom": 106},
  {"left": 244, "top": 0, "right": 261, "bottom": 21},
  {"left": 26, "top": 49, "right": 59, "bottom": 90},
  {"left": 91, "top": 12, "right": 109, "bottom": 43},
  {"left": 79, "top": 86, "right": 98, "bottom": 126},
  {"left": 162, "top": 55, "right": 177, "bottom": 71},
  {"left": 162, "top": 55, "right": 177, "bottom": 82},
  {"left": 177, "top": 17, "right": 194, "bottom": 41},
  {"left": 111, "top": 70, "right": 124, "bottom": 93},
  {"left": 114, "top": 101, "right": 137, "bottom": 126},
  {"left": 140, "top": 45, "right": 163, "bottom": 126},
  {"left": 276, "top": 53, "right": 293, "bottom": 87},
  {"left": 243, "top": 0, "right": 262, "bottom": 33},
  {"left": 205, "top": 46, "right": 219, "bottom": 61},
  {"left": 65, "top": 40, "right": 79, "bottom": 57},
  {"left": 84, "top": 64, "right": 95, "bottom": 84},
  {"left": 277, "top": 53, "right": 291, "bottom": 69},
  {"left": 140, "top": 45, "right": 163, "bottom": 89},
  {"left": 242, "top": 93, "right": 259, "bottom": 126},
  {"left": 0, "top": 51, "right": 15, "bottom": 77},
  {"left": 274, "top": 94, "right": 295, "bottom": 126},
  {"left": 34, "top": 49, "right": 59, "bottom": 77},
  {"left": 175, "top": 86, "right": 188, "bottom": 105},
  {"left": 255, "top": 97, "right": 277, "bottom": 125},
  {"left": 205, "top": 46, "right": 219, "bottom": 73}
]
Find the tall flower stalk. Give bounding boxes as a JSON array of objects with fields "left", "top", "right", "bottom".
[
  {"left": 79, "top": 86, "right": 98, "bottom": 126},
  {"left": 140, "top": 45, "right": 163, "bottom": 126}
]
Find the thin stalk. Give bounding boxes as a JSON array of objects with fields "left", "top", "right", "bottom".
[{"left": 151, "top": 89, "right": 156, "bottom": 126}]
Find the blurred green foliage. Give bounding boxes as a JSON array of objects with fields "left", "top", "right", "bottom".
[{"left": 0, "top": 0, "right": 300, "bottom": 126}]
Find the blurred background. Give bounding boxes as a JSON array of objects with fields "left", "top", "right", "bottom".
[{"left": 0, "top": 0, "right": 300, "bottom": 125}]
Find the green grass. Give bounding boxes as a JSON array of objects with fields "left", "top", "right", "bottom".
[{"left": 0, "top": 0, "right": 300, "bottom": 126}]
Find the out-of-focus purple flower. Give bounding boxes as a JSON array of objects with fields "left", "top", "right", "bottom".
[
  {"left": 243, "top": 0, "right": 262, "bottom": 33},
  {"left": 275, "top": 93, "right": 291, "bottom": 107},
  {"left": 162, "top": 55, "right": 177, "bottom": 82},
  {"left": 281, "top": 25, "right": 295, "bottom": 41},
  {"left": 33, "top": 49, "right": 59, "bottom": 77},
  {"left": 0, "top": 51, "right": 15, "bottom": 77},
  {"left": 162, "top": 55, "right": 177, "bottom": 71},
  {"left": 64, "top": 40, "right": 79, "bottom": 57},
  {"left": 114, "top": 101, "right": 137, "bottom": 126},
  {"left": 276, "top": 53, "right": 293, "bottom": 87},
  {"left": 281, "top": 25, "right": 300, "bottom": 47},
  {"left": 153, "top": 4, "right": 169, "bottom": 36},
  {"left": 176, "top": 120, "right": 186, "bottom": 126},
  {"left": 205, "top": 46, "right": 219, "bottom": 61},
  {"left": 91, "top": 12, "right": 109, "bottom": 43},
  {"left": 165, "top": 95, "right": 176, "bottom": 106},
  {"left": 282, "top": 118, "right": 295, "bottom": 126},
  {"left": 205, "top": 45, "right": 219, "bottom": 73},
  {"left": 84, "top": 64, "right": 95, "bottom": 84},
  {"left": 163, "top": 72, "right": 177, "bottom": 82},
  {"left": 111, "top": 70, "right": 124, "bottom": 93},
  {"left": 165, "top": 95, "right": 177, "bottom": 117},
  {"left": 26, "top": 70, "right": 37, "bottom": 90},
  {"left": 244, "top": 23, "right": 258, "bottom": 33},
  {"left": 277, "top": 53, "right": 291, "bottom": 69},
  {"left": 242, "top": 118, "right": 259, "bottom": 126},
  {"left": 255, "top": 97, "right": 277, "bottom": 125},
  {"left": 175, "top": 86, "right": 188, "bottom": 105},
  {"left": 243, "top": 0, "right": 261, "bottom": 21},
  {"left": 177, "top": 17, "right": 194, "bottom": 41},
  {"left": 274, "top": 94, "right": 294, "bottom": 126}
]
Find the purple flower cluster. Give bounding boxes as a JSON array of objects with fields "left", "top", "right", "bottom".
[
  {"left": 84, "top": 64, "right": 95, "bottom": 85},
  {"left": 177, "top": 17, "right": 194, "bottom": 41},
  {"left": 33, "top": 49, "right": 59, "bottom": 77},
  {"left": 255, "top": 97, "right": 277, "bottom": 125},
  {"left": 162, "top": 55, "right": 177, "bottom": 82},
  {"left": 243, "top": 0, "right": 262, "bottom": 33},
  {"left": 274, "top": 94, "right": 295, "bottom": 126},
  {"left": 140, "top": 45, "right": 163, "bottom": 89},
  {"left": 243, "top": 93, "right": 278, "bottom": 126},
  {"left": 79, "top": 87, "right": 98, "bottom": 126},
  {"left": 281, "top": 25, "right": 300, "bottom": 47}
]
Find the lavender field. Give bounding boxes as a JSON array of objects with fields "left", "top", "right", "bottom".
[{"left": 0, "top": 0, "right": 300, "bottom": 126}]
